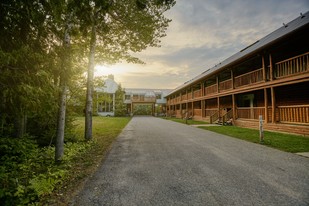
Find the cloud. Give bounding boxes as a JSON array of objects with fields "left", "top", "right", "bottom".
[{"left": 96, "top": 0, "right": 309, "bottom": 89}]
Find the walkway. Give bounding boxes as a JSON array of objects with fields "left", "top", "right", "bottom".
[{"left": 71, "top": 116, "right": 309, "bottom": 206}]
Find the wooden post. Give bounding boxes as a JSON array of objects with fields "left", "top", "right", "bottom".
[
  {"left": 216, "top": 76, "right": 219, "bottom": 93},
  {"left": 269, "top": 53, "right": 274, "bottom": 80},
  {"left": 131, "top": 103, "right": 133, "bottom": 116},
  {"left": 264, "top": 88, "right": 268, "bottom": 123},
  {"left": 201, "top": 100, "right": 205, "bottom": 118},
  {"left": 262, "top": 55, "right": 266, "bottom": 81},
  {"left": 232, "top": 94, "right": 236, "bottom": 123},
  {"left": 217, "top": 97, "right": 220, "bottom": 118},
  {"left": 201, "top": 82, "right": 205, "bottom": 96},
  {"left": 180, "top": 103, "right": 183, "bottom": 118},
  {"left": 271, "top": 87, "right": 276, "bottom": 123},
  {"left": 231, "top": 70, "right": 235, "bottom": 89},
  {"left": 259, "top": 115, "right": 264, "bottom": 144}
]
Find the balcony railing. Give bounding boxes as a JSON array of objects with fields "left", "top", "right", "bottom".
[
  {"left": 182, "top": 94, "right": 187, "bottom": 101},
  {"left": 205, "top": 109, "right": 218, "bottom": 116},
  {"left": 194, "top": 90, "right": 201, "bottom": 98},
  {"left": 275, "top": 52, "right": 309, "bottom": 78},
  {"left": 205, "top": 84, "right": 217, "bottom": 95},
  {"left": 194, "top": 109, "right": 202, "bottom": 116},
  {"left": 237, "top": 107, "right": 265, "bottom": 120},
  {"left": 234, "top": 68, "right": 263, "bottom": 88},
  {"left": 219, "top": 79, "right": 232, "bottom": 91},
  {"left": 278, "top": 105, "right": 309, "bottom": 123},
  {"left": 132, "top": 97, "right": 156, "bottom": 102}
]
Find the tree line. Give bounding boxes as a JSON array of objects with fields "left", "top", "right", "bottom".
[{"left": 0, "top": 0, "right": 175, "bottom": 161}]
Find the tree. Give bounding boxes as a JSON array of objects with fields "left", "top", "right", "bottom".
[
  {"left": 78, "top": 0, "right": 176, "bottom": 140},
  {"left": 114, "top": 85, "right": 127, "bottom": 117}
]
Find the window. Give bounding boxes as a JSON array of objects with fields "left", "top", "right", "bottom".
[{"left": 156, "top": 94, "right": 161, "bottom": 99}]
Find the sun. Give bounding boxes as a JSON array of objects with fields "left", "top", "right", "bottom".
[{"left": 94, "top": 65, "right": 123, "bottom": 77}]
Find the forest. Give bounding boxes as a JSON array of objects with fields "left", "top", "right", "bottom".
[{"left": 0, "top": 0, "right": 175, "bottom": 204}]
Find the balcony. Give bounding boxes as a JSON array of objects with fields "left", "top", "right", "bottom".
[
  {"left": 275, "top": 52, "right": 309, "bottom": 79},
  {"left": 278, "top": 105, "right": 309, "bottom": 124},
  {"left": 234, "top": 68, "right": 263, "bottom": 88},
  {"left": 237, "top": 107, "right": 265, "bottom": 120},
  {"left": 193, "top": 89, "right": 201, "bottom": 98},
  {"left": 205, "top": 84, "right": 217, "bottom": 96},
  {"left": 219, "top": 79, "right": 233, "bottom": 91},
  {"left": 131, "top": 96, "right": 156, "bottom": 103}
]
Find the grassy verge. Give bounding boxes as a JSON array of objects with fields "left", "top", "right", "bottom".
[
  {"left": 163, "top": 117, "right": 209, "bottom": 125},
  {"left": 199, "top": 126, "right": 309, "bottom": 153},
  {"left": 41, "top": 116, "right": 131, "bottom": 205}
]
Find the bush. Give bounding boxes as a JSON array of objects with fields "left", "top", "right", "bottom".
[{"left": 0, "top": 136, "right": 95, "bottom": 205}]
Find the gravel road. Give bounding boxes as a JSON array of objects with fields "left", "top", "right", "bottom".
[{"left": 71, "top": 116, "right": 309, "bottom": 206}]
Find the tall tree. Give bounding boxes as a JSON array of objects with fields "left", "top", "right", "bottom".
[{"left": 77, "top": 0, "right": 176, "bottom": 140}]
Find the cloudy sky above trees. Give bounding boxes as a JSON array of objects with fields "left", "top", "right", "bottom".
[{"left": 95, "top": 0, "right": 309, "bottom": 89}]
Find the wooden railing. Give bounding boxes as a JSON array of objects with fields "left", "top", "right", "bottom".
[
  {"left": 182, "top": 94, "right": 187, "bottom": 101},
  {"left": 205, "top": 109, "right": 218, "bottom": 116},
  {"left": 234, "top": 68, "right": 263, "bottom": 88},
  {"left": 278, "top": 105, "right": 309, "bottom": 123},
  {"left": 219, "top": 79, "right": 232, "bottom": 91},
  {"left": 193, "top": 90, "right": 201, "bottom": 98},
  {"left": 210, "top": 111, "right": 219, "bottom": 124},
  {"left": 237, "top": 107, "right": 265, "bottom": 120},
  {"left": 275, "top": 52, "right": 309, "bottom": 78},
  {"left": 205, "top": 84, "right": 217, "bottom": 95},
  {"left": 194, "top": 109, "right": 202, "bottom": 116},
  {"left": 222, "top": 109, "right": 233, "bottom": 123},
  {"left": 132, "top": 97, "right": 156, "bottom": 102}
]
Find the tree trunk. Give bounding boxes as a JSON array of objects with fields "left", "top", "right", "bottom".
[
  {"left": 85, "top": 22, "right": 96, "bottom": 141},
  {"left": 55, "top": 78, "right": 67, "bottom": 162},
  {"left": 13, "top": 111, "right": 25, "bottom": 138},
  {"left": 55, "top": 15, "right": 71, "bottom": 162}
]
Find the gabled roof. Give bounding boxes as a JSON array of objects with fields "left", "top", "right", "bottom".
[{"left": 167, "top": 11, "right": 309, "bottom": 96}]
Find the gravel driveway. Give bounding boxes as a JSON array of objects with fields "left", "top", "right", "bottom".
[{"left": 71, "top": 116, "right": 309, "bottom": 206}]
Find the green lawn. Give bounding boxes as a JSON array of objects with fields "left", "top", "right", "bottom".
[
  {"left": 199, "top": 126, "right": 309, "bottom": 153},
  {"left": 163, "top": 117, "right": 209, "bottom": 125},
  {"left": 41, "top": 116, "right": 131, "bottom": 205}
]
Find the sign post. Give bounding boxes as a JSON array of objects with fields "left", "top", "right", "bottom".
[{"left": 259, "top": 115, "right": 264, "bottom": 144}]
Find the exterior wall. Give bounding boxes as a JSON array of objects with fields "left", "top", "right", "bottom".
[{"left": 166, "top": 14, "right": 309, "bottom": 134}]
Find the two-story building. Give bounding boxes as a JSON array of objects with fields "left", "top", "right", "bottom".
[
  {"left": 166, "top": 12, "right": 309, "bottom": 135},
  {"left": 96, "top": 75, "right": 171, "bottom": 116}
]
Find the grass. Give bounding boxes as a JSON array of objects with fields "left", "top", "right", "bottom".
[
  {"left": 199, "top": 125, "right": 309, "bottom": 153},
  {"left": 41, "top": 116, "right": 131, "bottom": 205},
  {"left": 163, "top": 117, "right": 209, "bottom": 125}
]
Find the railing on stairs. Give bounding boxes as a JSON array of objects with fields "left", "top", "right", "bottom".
[
  {"left": 210, "top": 111, "right": 219, "bottom": 124},
  {"left": 222, "top": 109, "right": 233, "bottom": 125}
]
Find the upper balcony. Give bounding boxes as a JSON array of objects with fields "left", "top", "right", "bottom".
[{"left": 168, "top": 51, "right": 308, "bottom": 104}]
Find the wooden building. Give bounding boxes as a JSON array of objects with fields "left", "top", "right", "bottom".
[{"left": 166, "top": 12, "right": 309, "bottom": 135}]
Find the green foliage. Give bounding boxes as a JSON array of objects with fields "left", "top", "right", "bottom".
[
  {"left": 0, "top": 136, "right": 95, "bottom": 205},
  {"left": 199, "top": 126, "right": 309, "bottom": 153},
  {"left": 114, "top": 84, "right": 127, "bottom": 117}
]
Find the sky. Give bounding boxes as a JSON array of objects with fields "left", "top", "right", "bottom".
[{"left": 95, "top": 0, "right": 309, "bottom": 89}]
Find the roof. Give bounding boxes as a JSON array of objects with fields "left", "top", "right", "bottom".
[
  {"left": 125, "top": 88, "right": 172, "bottom": 97},
  {"left": 96, "top": 78, "right": 119, "bottom": 94},
  {"left": 167, "top": 11, "right": 309, "bottom": 96}
]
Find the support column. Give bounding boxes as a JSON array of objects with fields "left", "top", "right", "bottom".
[
  {"left": 201, "top": 100, "right": 205, "bottom": 118},
  {"left": 231, "top": 70, "right": 235, "bottom": 89},
  {"left": 264, "top": 88, "right": 268, "bottom": 123},
  {"left": 191, "top": 102, "right": 194, "bottom": 117},
  {"left": 262, "top": 55, "right": 266, "bottom": 81},
  {"left": 216, "top": 76, "right": 219, "bottom": 93},
  {"left": 201, "top": 82, "right": 205, "bottom": 96},
  {"left": 217, "top": 97, "right": 220, "bottom": 116},
  {"left": 112, "top": 93, "right": 115, "bottom": 112},
  {"left": 271, "top": 87, "right": 276, "bottom": 123},
  {"left": 269, "top": 53, "right": 274, "bottom": 81},
  {"left": 232, "top": 94, "right": 236, "bottom": 122}
]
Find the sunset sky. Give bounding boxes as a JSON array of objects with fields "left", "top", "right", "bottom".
[{"left": 95, "top": 0, "right": 309, "bottom": 89}]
